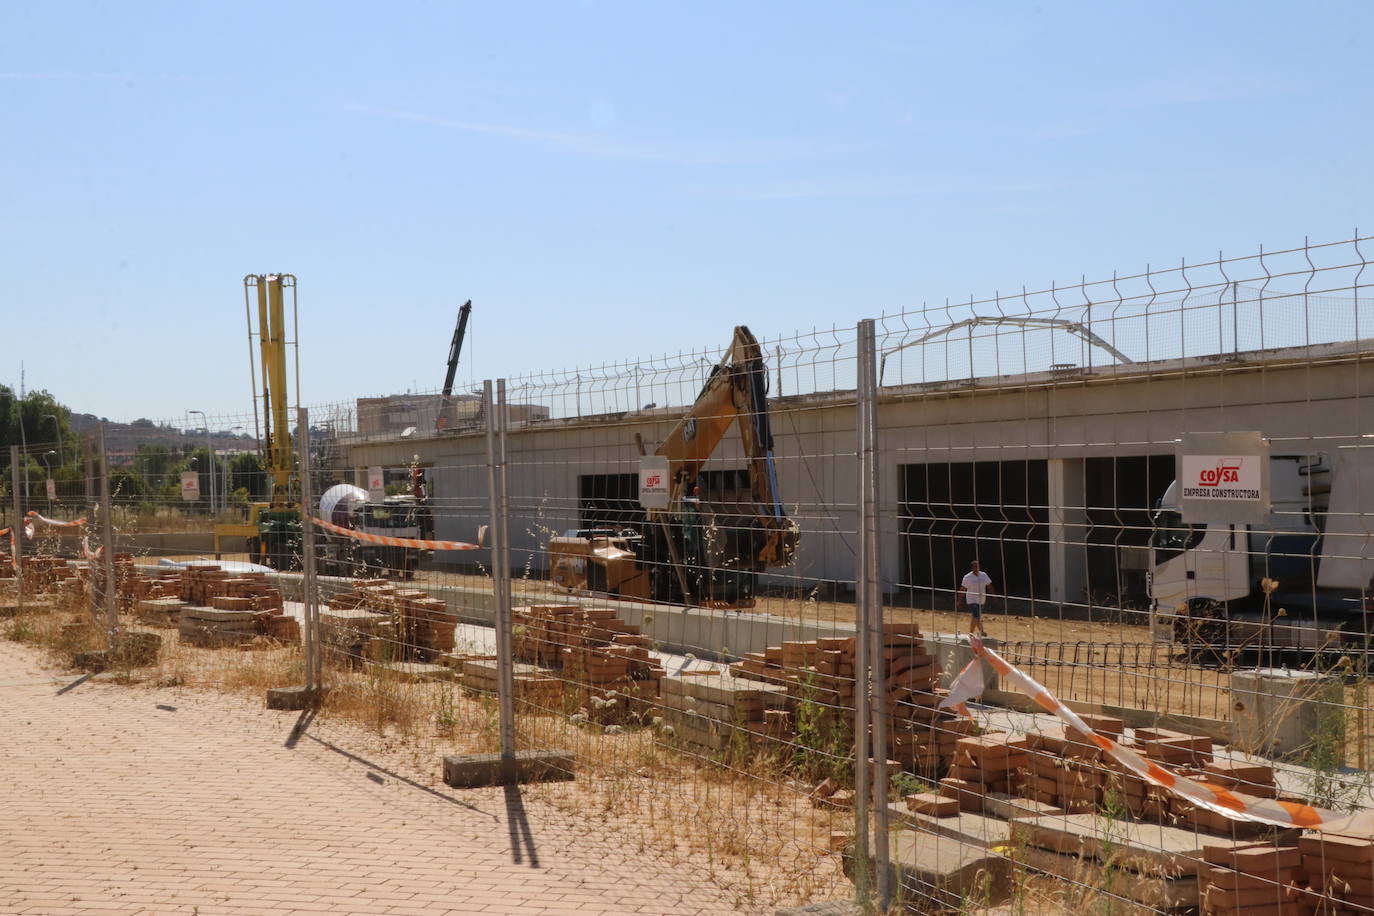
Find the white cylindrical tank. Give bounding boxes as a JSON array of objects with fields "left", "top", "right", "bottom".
[{"left": 319, "top": 484, "right": 368, "bottom": 528}]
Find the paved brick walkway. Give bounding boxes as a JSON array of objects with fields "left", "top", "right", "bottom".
[{"left": 0, "top": 641, "right": 750, "bottom": 916}]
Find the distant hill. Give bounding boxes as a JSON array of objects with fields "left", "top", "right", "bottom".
[{"left": 66, "top": 413, "right": 256, "bottom": 456}]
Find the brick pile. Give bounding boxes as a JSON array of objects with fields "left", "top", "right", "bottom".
[
  {"left": 658, "top": 673, "right": 790, "bottom": 751},
  {"left": 392, "top": 588, "right": 457, "bottom": 658},
  {"left": 175, "top": 566, "right": 282, "bottom": 612},
  {"left": 1166, "top": 831, "right": 1374, "bottom": 915},
  {"left": 19, "top": 556, "right": 74, "bottom": 592},
  {"left": 459, "top": 658, "right": 563, "bottom": 710},
  {"left": 730, "top": 623, "right": 970, "bottom": 772},
  {"left": 1201, "top": 842, "right": 1305, "bottom": 915},
  {"left": 512, "top": 604, "right": 581, "bottom": 666},
  {"left": 910, "top": 714, "right": 1286, "bottom": 841},
  {"left": 1020, "top": 718, "right": 1122, "bottom": 814},
  {"left": 940, "top": 732, "right": 1029, "bottom": 813},
  {"left": 1299, "top": 833, "right": 1374, "bottom": 914},
  {"left": 328, "top": 582, "right": 456, "bottom": 660},
  {"left": 508, "top": 604, "right": 666, "bottom": 714}
]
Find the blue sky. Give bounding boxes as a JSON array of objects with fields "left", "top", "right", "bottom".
[{"left": 3, "top": 2, "right": 1372, "bottom": 426}]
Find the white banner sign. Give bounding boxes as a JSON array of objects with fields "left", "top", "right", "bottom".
[
  {"left": 1178, "top": 432, "right": 1270, "bottom": 524},
  {"left": 1180, "top": 455, "right": 1262, "bottom": 501},
  {"left": 639, "top": 457, "right": 670, "bottom": 510},
  {"left": 180, "top": 471, "right": 201, "bottom": 502},
  {"left": 45, "top": 479, "right": 56, "bottom": 501},
  {"left": 367, "top": 466, "right": 386, "bottom": 502}
]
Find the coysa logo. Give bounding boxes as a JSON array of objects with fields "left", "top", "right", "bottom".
[
  {"left": 1180, "top": 455, "right": 1260, "bottom": 500},
  {"left": 1196, "top": 461, "right": 1242, "bottom": 487},
  {"left": 639, "top": 457, "right": 670, "bottom": 510}
]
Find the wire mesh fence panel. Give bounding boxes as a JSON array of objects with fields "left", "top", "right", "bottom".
[{"left": 10, "top": 235, "right": 1374, "bottom": 913}]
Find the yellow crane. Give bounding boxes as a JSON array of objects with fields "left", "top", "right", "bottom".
[{"left": 214, "top": 274, "right": 301, "bottom": 567}]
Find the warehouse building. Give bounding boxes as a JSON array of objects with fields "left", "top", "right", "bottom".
[{"left": 341, "top": 337, "right": 1374, "bottom": 615}]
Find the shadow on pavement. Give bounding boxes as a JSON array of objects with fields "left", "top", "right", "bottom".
[
  {"left": 281, "top": 710, "right": 495, "bottom": 818},
  {"left": 504, "top": 784, "right": 541, "bottom": 868},
  {"left": 55, "top": 674, "right": 91, "bottom": 696}
]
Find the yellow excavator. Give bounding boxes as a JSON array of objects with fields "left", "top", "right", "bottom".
[{"left": 548, "top": 326, "right": 798, "bottom": 609}]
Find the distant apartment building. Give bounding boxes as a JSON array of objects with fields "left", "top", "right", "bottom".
[{"left": 354, "top": 394, "right": 548, "bottom": 439}]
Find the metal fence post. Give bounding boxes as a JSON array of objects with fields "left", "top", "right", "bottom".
[
  {"left": 297, "top": 407, "right": 320, "bottom": 692},
  {"left": 10, "top": 445, "right": 23, "bottom": 604},
  {"left": 97, "top": 425, "right": 119, "bottom": 641},
  {"left": 853, "top": 329, "right": 874, "bottom": 909},
  {"left": 857, "top": 318, "right": 891, "bottom": 907},
  {"left": 485, "top": 380, "right": 517, "bottom": 760}
]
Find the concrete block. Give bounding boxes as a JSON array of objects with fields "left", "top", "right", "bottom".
[
  {"left": 442, "top": 749, "right": 574, "bottom": 787},
  {"left": 1232, "top": 668, "right": 1345, "bottom": 757},
  {"left": 925, "top": 634, "right": 999, "bottom": 691},
  {"left": 845, "top": 827, "right": 1011, "bottom": 912},
  {"left": 266, "top": 685, "right": 325, "bottom": 710},
  {"left": 0, "top": 597, "right": 57, "bottom": 617},
  {"left": 774, "top": 903, "right": 860, "bottom": 916}
]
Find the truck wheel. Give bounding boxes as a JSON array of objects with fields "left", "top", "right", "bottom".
[{"left": 1176, "top": 598, "right": 1228, "bottom": 663}]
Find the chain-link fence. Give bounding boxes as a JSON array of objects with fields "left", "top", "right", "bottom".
[{"left": 6, "top": 234, "right": 1374, "bottom": 913}]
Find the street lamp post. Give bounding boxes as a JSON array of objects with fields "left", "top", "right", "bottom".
[
  {"left": 42, "top": 413, "right": 62, "bottom": 467},
  {"left": 223, "top": 426, "right": 244, "bottom": 507},
  {"left": 188, "top": 410, "right": 215, "bottom": 516},
  {"left": 42, "top": 451, "right": 55, "bottom": 514}
]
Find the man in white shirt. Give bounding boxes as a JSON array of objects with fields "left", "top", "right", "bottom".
[{"left": 959, "top": 559, "right": 994, "bottom": 636}]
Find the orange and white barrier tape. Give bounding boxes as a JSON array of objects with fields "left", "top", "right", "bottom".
[
  {"left": 26, "top": 511, "right": 87, "bottom": 528},
  {"left": 309, "top": 517, "right": 483, "bottom": 551},
  {"left": 942, "top": 657, "right": 983, "bottom": 721},
  {"left": 82, "top": 536, "right": 103, "bottom": 560},
  {"left": 940, "top": 635, "right": 1374, "bottom": 834}
]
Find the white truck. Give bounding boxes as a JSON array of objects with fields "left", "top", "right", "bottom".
[{"left": 1150, "top": 448, "right": 1374, "bottom": 653}]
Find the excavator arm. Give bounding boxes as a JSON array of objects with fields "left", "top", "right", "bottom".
[{"left": 654, "top": 326, "right": 797, "bottom": 569}]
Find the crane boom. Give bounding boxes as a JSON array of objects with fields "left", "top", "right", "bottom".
[
  {"left": 240, "top": 273, "right": 301, "bottom": 570},
  {"left": 436, "top": 300, "right": 473, "bottom": 431},
  {"left": 442, "top": 300, "right": 472, "bottom": 398},
  {"left": 256, "top": 275, "right": 294, "bottom": 507}
]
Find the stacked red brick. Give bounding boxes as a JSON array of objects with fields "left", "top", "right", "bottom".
[
  {"left": 327, "top": 582, "right": 455, "bottom": 660},
  {"left": 503, "top": 604, "right": 668, "bottom": 715},
  {"left": 1202, "top": 842, "right": 1306, "bottom": 915},
  {"left": 933, "top": 732, "right": 1029, "bottom": 813},
  {"left": 659, "top": 673, "right": 790, "bottom": 752},
  {"left": 731, "top": 624, "right": 970, "bottom": 772},
  {"left": 1012, "top": 718, "right": 1280, "bottom": 833},
  {"left": 392, "top": 588, "right": 457, "bottom": 658},
  {"left": 1299, "top": 834, "right": 1374, "bottom": 914},
  {"left": 512, "top": 604, "right": 581, "bottom": 666},
  {"left": 1018, "top": 717, "right": 1124, "bottom": 814},
  {"left": 19, "top": 556, "right": 74, "bottom": 592},
  {"left": 555, "top": 609, "right": 665, "bottom": 710},
  {"left": 171, "top": 565, "right": 295, "bottom": 646}
]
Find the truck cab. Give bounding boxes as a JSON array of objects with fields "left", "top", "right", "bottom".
[{"left": 1149, "top": 454, "right": 1332, "bottom": 647}]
